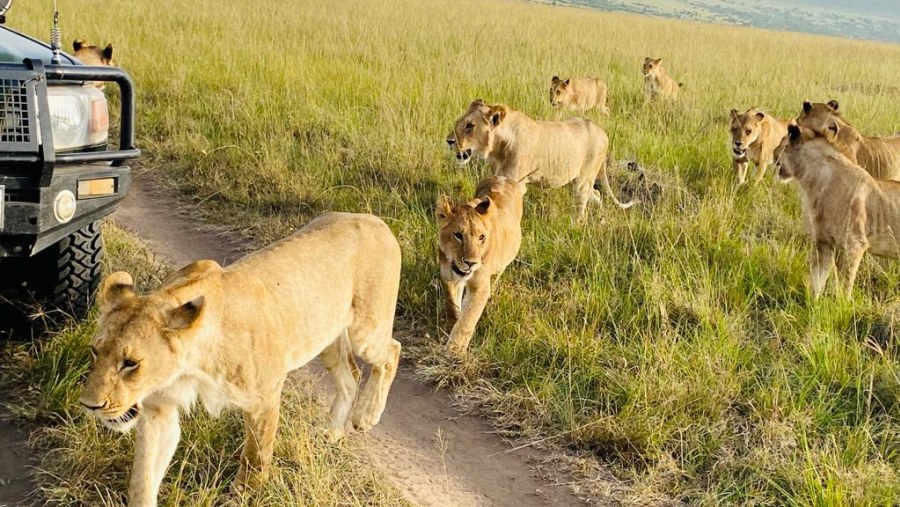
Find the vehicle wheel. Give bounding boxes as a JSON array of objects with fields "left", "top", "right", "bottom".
[
  {"left": 43, "top": 221, "right": 104, "bottom": 321},
  {"left": 0, "top": 224, "right": 104, "bottom": 338}
]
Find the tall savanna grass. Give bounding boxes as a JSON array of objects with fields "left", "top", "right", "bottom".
[{"left": 12, "top": 0, "right": 900, "bottom": 503}]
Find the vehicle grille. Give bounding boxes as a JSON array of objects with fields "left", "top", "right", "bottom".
[{"left": 0, "top": 71, "right": 39, "bottom": 153}]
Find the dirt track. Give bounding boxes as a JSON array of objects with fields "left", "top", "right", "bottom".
[
  {"left": 0, "top": 397, "right": 35, "bottom": 506},
  {"left": 113, "top": 173, "right": 591, "bottom": 507}
]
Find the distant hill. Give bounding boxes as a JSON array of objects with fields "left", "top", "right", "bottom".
[{"left": 545, "top": 0, "right": 900, "bottom": 43}]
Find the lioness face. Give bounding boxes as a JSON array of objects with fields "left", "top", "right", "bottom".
[
  {"left": 796, "top": 100, "right": 840, "bottom": 137},
  {"left": 730, "top": 110, "right": 765, "bottom": 159},
  {"left": 436, "top": 196, "right": 492, "bottom": 278},
  {"left": 773, "top": 124, "right": 813, "bottom": 182},
  {"left": 80, "top": 272, "right": 204, "bottom": 433},
  {"left": 549, "top": 76, "right": 572, "bottom": 108},
  {"left": 642, "top": 57, "right": 661, "bottom": 78},
  {"left": 446, "top": 100, "right": 507, "bottom": 165}
]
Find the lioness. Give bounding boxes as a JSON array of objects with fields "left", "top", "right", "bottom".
[
  {"left": 796, "top": 100, "right": 900, "bottom": 181},
  {"left": 550, "top": 76, "right": 610, "bottom": 115},
  {"left": 436, "top": 176, "right": 523, "bottom": 354},
  {"left": 729, "top": 107, "right": 789, "bottom": 185},
  {"left": 775, "top": 125, "right": 900, "bottom": 298},
  {"left": 79, "top": 212, "right": 402, "bottom": 507},
  {"left": 446, "top": 99, "right": 636, "bottom": 218},
  {"left": 642, "top": 57, "right": 681, "bottom": 100},
  {"left": 72, "top": 39, "right": 114, "bottom": 66}
]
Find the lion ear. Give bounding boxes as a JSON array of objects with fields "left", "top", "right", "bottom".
[
  {"left": 788, "top": 124, "right": 802, "bottom": 143},
  {"left": 653, "top": 58, "right": 662, "bottom": 64},
  {"left": 729, "top": 109, "right": 739, "bottom": 120},
  {"left": 827, "top": 100, "right": 839, "bottom": 112},
  {"left": 102, "top": 43, "right": 113, "bottom": 63},
  {"left": 167, "top": 296, "right": 205, "bottom": 331},
  {"left": 755, "top": 111, "right": 765, "bottom": 121},
  {"left": 487, "top": 105, "right": 506, "bottom": 127},
  {"left": 98, "top": 272, "right": 135, "bottom": 312},
  {"left": 802, "top": 100, "right": 812, "bottom": 114},
  {"left": 474, "top": 196, "right": 492, "bottom": 215},
  {"left": 551, "top": 75, "right": 559, "bottom": 83},
  {"left": 435, "top": 195, "right": 454, "bottom": 222},
  {"left": 469, "top": 99, "right": 485, "bottom": 109},
  {"left": 72, "top": 39, "right": 86, "bottom": 52}
]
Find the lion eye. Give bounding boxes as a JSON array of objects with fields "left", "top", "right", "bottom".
[
  {"left": 453, "top": 232, "right": 463, "bottom": 242},
  {"left": 479, "top": 234, "right": 486, "bottom": 242},
  {"left": 745, "top": 129, "right": 752, "bottom": 135},
  {"left": 121, "top": 359, "right": 139, "bottom": 372},
  {"left": 464, "top": 123, "right": 474, "bottom": 132}
]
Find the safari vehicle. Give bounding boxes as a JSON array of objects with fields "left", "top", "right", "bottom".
[{"left": 0, "top": 0, "right": 138, "bottom": 326}]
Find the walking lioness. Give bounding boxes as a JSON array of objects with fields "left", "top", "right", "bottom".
[
  {"left": 80, "top": 213, "right": 402, "bottom": 506},
  {"left": 729, "top": 107, "right": 789, "bottom": 184},
  {"left": 796, "top": 100, "right": 900, "bottom": 181},
  {"left": 550, "top": 76, "right": 610, "bottom": 115},
  {"left": 642, "top": 57, "right": 681, "bottom": 100},
  {"left": 446, "top": 99, "right": 636, "bottom": 217},
  {"left": 775, "top": 125, "right": 900, "bottom": 298},
  {"left": 437, "top": 176, "right": 524, "bottom": 354}
]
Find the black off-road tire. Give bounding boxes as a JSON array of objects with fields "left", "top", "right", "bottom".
[
  {"left": 0, "top": 222, "right": 103, "bottom": 337},
  {"left": 45, "top": 221, "right": 104, "bottom": 320}
]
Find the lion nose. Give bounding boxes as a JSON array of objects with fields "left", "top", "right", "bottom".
[
  {"left": 80, "top": 399, "right": 108, "bottom": 411},
  {"left": 462, "top": 259, "right": 477, "bottom": 268}
]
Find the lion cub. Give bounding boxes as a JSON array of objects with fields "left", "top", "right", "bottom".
[
  {"left": 775, "top": 125, "right": 900, "bottom": 298},
  {"left": 550, "top": 76, "right": 610, "bottom": 115},
  {"left": 642, "top": 57, "right": 681, "bottom": 100},
  {"left": 72, "top": 39, "right": 114, "bottom": 66},
  {"left": 436, "top": 176, "right": 524, "bottom": 354},
  {"left": 446, "top": 99, "right": 635, "bottom": 218},
  {"left": 729, "top": 107, "right": 789, "bottom": 185},
  {"left": 796, "top": 100, "right": 900, "bottom": 182},
  {"left": 79, "top": 212, "right": 402, "bottom": 506}
]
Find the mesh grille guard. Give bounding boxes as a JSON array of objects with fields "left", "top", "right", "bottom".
[
  {"left": 0, "top": 69, "right": 38, "bottom": 153},
  {"left": 0, "top": 59, "right": 140, "bottom": 186}
]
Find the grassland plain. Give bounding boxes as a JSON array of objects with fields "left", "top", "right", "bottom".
[
  {"left": 0, "top": 225, "right": 407, "bottom": 506},
  {"left": 11, "top": 0, "right": 900, "bottom": 504}
]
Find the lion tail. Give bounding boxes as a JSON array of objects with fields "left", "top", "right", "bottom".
[{"left": 595, "top": 156, "right": 637, "bottom": 210}]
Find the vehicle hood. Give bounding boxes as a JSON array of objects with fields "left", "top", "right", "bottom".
[{"left": 0, "top": 25, "right": 77, "bottom": 64}]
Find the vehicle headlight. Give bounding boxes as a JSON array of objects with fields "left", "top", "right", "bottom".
[{"left": 46, "top": 85, "right": 109, "bottom": 152}]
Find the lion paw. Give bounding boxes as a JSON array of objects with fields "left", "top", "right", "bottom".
[
  {"left": 350, "top": 403, "right": 381, "bottom": 432},
  {"left": 324, "top": 427, "right": 346, "bottom": 443}
]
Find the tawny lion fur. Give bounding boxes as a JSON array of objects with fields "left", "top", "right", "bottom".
[
  {"left": 72, "top": 39, "right": 114, "bottom": 66},
  {"left": 446, "top": 99, "right": 636, "bottom": 217},
  {"left": 775, "top": 125, "right": 900, "bottom": 299},
  {"left": 796, "top": 100, "right": 900, "bottom": 182},
  {"left": 642, "top": 57, "right": 680, "bottom": 100},
  {"left": 436, "top": 176, "right": 524, "bottom": 354},
  {"left": 729, "top": 107, "right": 789, "bottom": 185},
  {"left": 79, "top": 212, "right": 402, "bottom": 507},
  {"left": 550, "top": 76, "right": 610, "bottom": 115}
]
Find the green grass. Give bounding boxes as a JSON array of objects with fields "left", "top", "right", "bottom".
[
  {"left": 11, "top": 0, "right": 900, "bottom": 503},
  {"left": 0, "top": 226, "right": 406, "bottom": 506}
]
